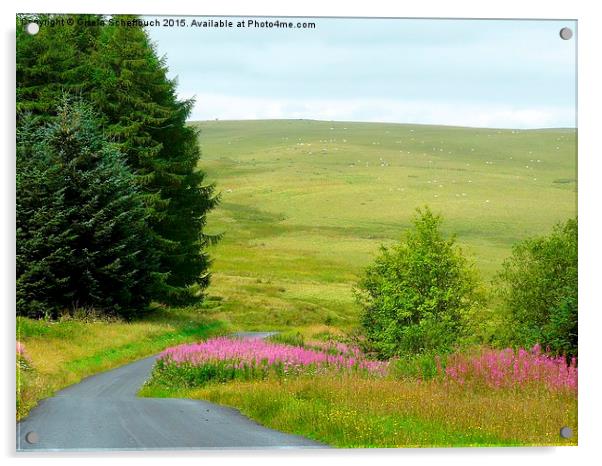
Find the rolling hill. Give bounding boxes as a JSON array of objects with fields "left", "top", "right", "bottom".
[{"left": 193, "top": 119, "right": 577, "bottom": 331}]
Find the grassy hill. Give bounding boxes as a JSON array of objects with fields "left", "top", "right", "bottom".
[{"left": 193, "top": 119, "right": 576, "bottom": 333}]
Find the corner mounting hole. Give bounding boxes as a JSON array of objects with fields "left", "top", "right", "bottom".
[
  {"left": 25, "top": 22, "right": 40, "bottom": 35},
  {"left": 560, "top": 426, "right": 573, "bottom": 439},
  {"left": 559, "top": 27, "right": 573, "bottom": 40},
  {"left": 25, "top": 431, "right": 39, "bottom": 444}
]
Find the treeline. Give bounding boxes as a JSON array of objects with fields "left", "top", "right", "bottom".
[
  {"left": 16, "top": 14, "right": 219, "bottom": 319},
  {"left": 357, "top": 208, "right": 577, "bottom": 358}
]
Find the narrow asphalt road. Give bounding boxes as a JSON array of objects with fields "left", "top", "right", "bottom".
[{"left": 17, "top": 332, "right": 323, "bottom": 451}]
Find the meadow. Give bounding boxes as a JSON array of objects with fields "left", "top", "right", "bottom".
[
  {"left": 17, "top": 119, "right": 577, "bottom": 446},
  {"left": 137, "top": 120, "right": 577, "bottom": 447},
  {"left": 182, "top": 373, "right": 577, "bottom": 447},
  {"left": 141, "top": 337, "right": 577, "bottom": 447},
  {"left": 195, "top": 119, "right": 576, "bottom": 334}
]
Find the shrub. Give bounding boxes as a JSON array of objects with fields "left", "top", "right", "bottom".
[
  {"left": 496, "top": 218, "right": 577, "bottom": 357},
  {"left": 356, "top": 207, "right": 481, "bottom": 357},
  {"left": 389, "top": 351, "right": 446, "bottom": 380},
  {"left": 267, "top": 331, "right": 305, "bottom": 347}
]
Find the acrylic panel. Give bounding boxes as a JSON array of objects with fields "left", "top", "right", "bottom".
[{"left": 16, "top": 14, "right": 577, "bottom": 451}]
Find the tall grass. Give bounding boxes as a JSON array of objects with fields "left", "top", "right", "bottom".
[
  {"left": 16, "top": 310, "right": 225, "bottom": 419},
  {"left": 149, "top": 373, "right": 576, "bottom": 447},
  {"left": 142, "top": 339, "right": 577, "bottom": 447}
]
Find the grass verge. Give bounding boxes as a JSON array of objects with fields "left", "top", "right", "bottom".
[
  {"left": 140, "top": 374, "right": 577, "bottom": 448},
  {"left": 16, "top": 307, "right": 226, "bottom": 420}
]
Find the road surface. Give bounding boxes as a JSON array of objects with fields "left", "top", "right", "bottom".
[{"left": 17, "top": 332, "right": 323, "bottom": 451}]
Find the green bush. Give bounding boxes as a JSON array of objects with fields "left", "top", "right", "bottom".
[
  {"left": 389, "top": 352, "right": 446, "bottom": 380},
  {"left": 356, "top": 207, "right": 481, "bottom": 357},
  {"left": 496, "top": 218, "right": 577, "bottom": 357},
  {"left": 267, "top": 331, "right": 305, "bottom": 347}
]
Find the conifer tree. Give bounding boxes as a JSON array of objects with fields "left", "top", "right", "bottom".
[
  {"left": 16, "top": 14, "right": 103, "bottom": 119},
  {"left": 16, "top": 14, "right": 219, "bottom": 305},
  {"left": 17, "top": 100, "right": 160, "bottom": 318},
  {"left": 88, "top": 15, "right": 219, "bottom": 302}
]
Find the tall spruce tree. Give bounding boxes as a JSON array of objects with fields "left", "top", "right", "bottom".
[
  {"left": 89, "top": 16, "right": 219, "bottom": 302},
  {"left": 17, "top": 100, "right": 160, "bottom": 318},
  {"left": 16, "top": 14, "right": 219, "bottom": 305},
  {"left": 16, "top": 14, "right": 103, "bottom": 119}
]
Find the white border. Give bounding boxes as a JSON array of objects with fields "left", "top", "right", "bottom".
[{"left": 3, "top": 1, "right": 601, "bottom": 465}]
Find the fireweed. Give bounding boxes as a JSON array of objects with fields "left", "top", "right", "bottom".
[
  {"left": 305, "top": 340, "right": 362, "bottom": 357},
  {"left": 16, "top": 341, "right": 26, "bottom": 358},
  {"left": 149, "top": 337, "right": 388, "bottom": 388},
  {"left": 442, "top": 344, "right": 577, "bottom": 392},
  {"left": 16, "top": 340, "right": 31, "bottom": 372},
  {"left": 143, "top": 341, "right": 578, "bottom": 447},
  {"left": 148, "top": 338, "right": 577, "bottom": 394}
]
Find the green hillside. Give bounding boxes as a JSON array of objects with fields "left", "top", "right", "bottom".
[{"left": 194, "top": 119, "right": 576, "bottom": 331}]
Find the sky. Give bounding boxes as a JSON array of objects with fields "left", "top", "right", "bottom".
[{"left": 146, "top": 17, "right": 576, "bottom": 128}]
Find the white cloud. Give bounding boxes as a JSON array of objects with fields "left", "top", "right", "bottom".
[{"left": 182, "top": 92, "right": 574, "bottom": 129}]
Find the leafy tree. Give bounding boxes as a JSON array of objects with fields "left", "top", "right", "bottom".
[
  {"left": 497, "top": 218, "right": 577, "bottom": 357},
  {"left": 356, "top": 207, "right": 481, "bottom": 357},
  {"left": 16, "top": 99, "right": 161, "bottom": 319}
]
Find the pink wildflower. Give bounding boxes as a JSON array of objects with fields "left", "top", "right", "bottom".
[{"left": 444, "top": 347, "right": 577, "bottom": 392}]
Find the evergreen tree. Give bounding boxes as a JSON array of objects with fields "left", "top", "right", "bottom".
[
  {"left": 17, "top": 100, "right": 161, "bottom": 319},
  {"left": 16, "top": 14, "right": 103, "bottom": 119},
  {"left": 17, "top": 14, "right": 219, "bottom": 304},
  {"left": 89, "top": 15, "right": 219, "bottom": 302}
]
